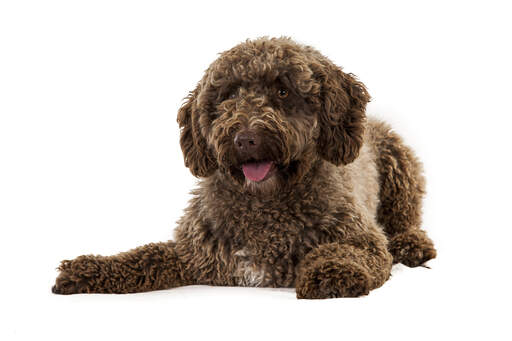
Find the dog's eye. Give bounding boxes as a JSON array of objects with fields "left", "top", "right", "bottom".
[
  {"left": 277, "top": 89, "right": 289, "bottom": 99},
  {"left": 227, "top": 87, "right": 239, "bottom": 100}
]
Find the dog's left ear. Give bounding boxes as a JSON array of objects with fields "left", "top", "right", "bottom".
[{"left": 312, "top": 58, "right": 370, "bottom": 165}]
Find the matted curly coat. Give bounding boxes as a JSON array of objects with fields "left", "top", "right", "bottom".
[{"left": 52, "top": 37, "right": 436, "bottom": 299}]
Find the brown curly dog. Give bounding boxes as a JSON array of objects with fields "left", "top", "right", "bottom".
[{"left": 52, "top": 37, "right": 436, "bottom": 299}]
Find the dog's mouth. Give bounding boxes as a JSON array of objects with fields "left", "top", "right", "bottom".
[{"left": 241, "top": 160, "right": 276, "bottom": 182}]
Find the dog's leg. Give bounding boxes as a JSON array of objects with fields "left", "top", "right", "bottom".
[
  {"left": 52, "top": 241, "right": 191, "bottom": 294},
  {"left": 372, "top": 120, "right": 436, "bottom": 267},
  {"left": 295, "top": 224, "right": 393, "bottom": 299}
]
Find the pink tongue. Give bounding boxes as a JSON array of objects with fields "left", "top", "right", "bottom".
[{"left": 242, "top": 161, "right": 273, "bottom": 182}]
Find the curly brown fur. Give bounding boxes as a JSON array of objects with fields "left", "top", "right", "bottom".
[
  {"left": 296, "top": 247, "right": 373, "bottom": 299},
  {"left": 52, "top": 37, "right": 435, "bottom": 298},
  {"left": 367, "top": 118, "right": 437, "bottom": 266},
  {"left": 388, "top": 230, "right": 437, "bottom": 267},
  {"left": 296, "top": 240, "right": 392, "bottom": 299},
  {"left": 52, "top": 242, "right": 189, "bottom": 294}
]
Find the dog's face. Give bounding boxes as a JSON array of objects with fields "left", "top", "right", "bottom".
[{"left": 177, "top": 37, "right": 370, "bottom": 194}]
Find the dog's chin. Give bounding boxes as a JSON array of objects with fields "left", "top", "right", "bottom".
[
  {"left": 244, "top": 170, "right": 280, "bottom": 195},
  {"left": 225, "top": 160, "right": 282, "bottom": 195},
  {"left": 225, "top": 158, "right": 305, "bottom": 195}
]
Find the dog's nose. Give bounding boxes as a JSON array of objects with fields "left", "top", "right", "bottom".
[{"left": 234, "top": 130, "right": 260, "bottom": 154}]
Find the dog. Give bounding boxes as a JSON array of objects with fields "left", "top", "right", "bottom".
[{"left": 52, "top": 37, "right": 436, "bottom": 299}]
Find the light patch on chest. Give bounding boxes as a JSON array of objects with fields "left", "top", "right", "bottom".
[{"left": 234, "top": 249, "right": 265, "bottom": 287}]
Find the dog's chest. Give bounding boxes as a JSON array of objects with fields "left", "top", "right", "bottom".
[
  {"left": 186, "top": 180, "right": 337, "bottom": 287},
  {"left": 218, "top": 200, "right": 319, "bottom": 288}
]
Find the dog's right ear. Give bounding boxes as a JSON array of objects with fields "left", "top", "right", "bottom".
[{"left": 177, "top": 88, "right": 218, "bottom": 177}]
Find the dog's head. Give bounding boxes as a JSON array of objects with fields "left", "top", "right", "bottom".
[{"left": 177, "top": 37, "right": 369, "bottom": 194}]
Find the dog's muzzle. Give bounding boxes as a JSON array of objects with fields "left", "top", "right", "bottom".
[{"left": 234, "top": 129, "right": 275, "bottom": 182}]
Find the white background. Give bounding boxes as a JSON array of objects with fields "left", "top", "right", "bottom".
[{"left": 1, "top": 0, "right": 511, "bottom": 340}]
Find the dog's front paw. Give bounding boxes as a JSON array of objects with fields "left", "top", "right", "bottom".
[
  {"left": 52, "top": 256, "right": 103, "bottom": 295},
  {"left": 296, "top": 260, "right": 371, "bottom": 299}
]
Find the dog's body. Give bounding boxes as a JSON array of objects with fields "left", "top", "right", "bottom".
[{"left": 53, "top": 37, "right": 435, "bottom": 299}]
